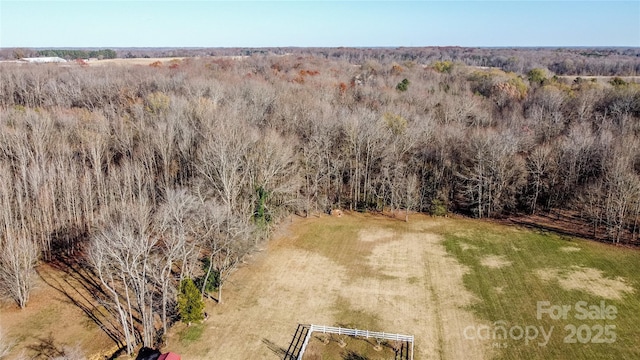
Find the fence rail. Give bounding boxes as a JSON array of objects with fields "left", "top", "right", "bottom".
[
  {"left": 310, "top": 324, "right": 414, "bottom": 342},
  {"left": 296, "top": 324, "right": 414, "bottom": 360}
]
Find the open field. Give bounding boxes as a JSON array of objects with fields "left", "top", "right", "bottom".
[
  {"left": 163, "top": 213, "right": 640, "bottom": 359},
  {"left": 86, "top": 57, "right": 187, "bottom": 66},
  {"left": 440, "top": 218, "right": 640, "bottom": 360},
  {"left": 166, "top": 212, "right": 493, "bottom": 360}
]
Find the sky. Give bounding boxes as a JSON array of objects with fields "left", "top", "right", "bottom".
[{"left": 0, "top": 1, "right": 638, "bottom": 48}]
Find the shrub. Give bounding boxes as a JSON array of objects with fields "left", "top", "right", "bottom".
[
  {"left": 527, "top": 68, "right": 548, "bottom": 85},
  {"left": 431, "top": 199, "right": 447, "bottom": 217},
  {"left": 432, "top": 60, "right": 454, "bottom": 74},
  {"left": 609, "top": 77, "right": 628, "bottom": 87},
  {"left": 396, "top": 78, "right": 410, "bottom": 92},
  {"left": 145, "top": 91, "right": 170, "bottom": 114},
  {"left": 383, "top": 112, "right": 408, "bottom": 136}
]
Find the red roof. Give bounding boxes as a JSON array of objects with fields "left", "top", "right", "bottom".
[{"left": 158, "top": 353, "right": 181, "bottom": 360}]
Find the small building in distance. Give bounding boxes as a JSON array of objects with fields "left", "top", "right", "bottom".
[{"left": 20, "top": 57, "right": 67, "bottom": 63}]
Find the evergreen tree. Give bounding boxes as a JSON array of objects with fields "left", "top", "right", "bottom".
[{"left": 177, "top": 278, "right": 205, "bottom": 324}]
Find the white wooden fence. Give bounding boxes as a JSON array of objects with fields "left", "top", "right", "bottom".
[{"left": 297, "top": 324, "right": 414, "bottom": 360}]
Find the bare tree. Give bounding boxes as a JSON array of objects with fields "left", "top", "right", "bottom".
[
  {"left": 246, "top": 130, "right": 301, "bottom": 225},
  {"left": 88, "top": 198, "right": 157, "bottom": 352},
  {"left": 0, "top": 229, "right": 39, "bottom": 309},
  {"left": 603, "top": 153, "right": 640, "bottom": 244},
  {"left": 458, "top": 131, "right": 526, "bottom": 218},
  {"left": 212, "top": 214, "right": 253, "bottom": 304},
  {"left": 196, "top": 111, "right": 256, "bottom": 216},
  {"left": 403, "top": 173, "right": 419, "bottom": 222},
  {"left": 0, "top": 165, "right": 39, "bottom": 309},
  {"left": 526, "top": 145, "right": 554, "bottom": 214},
  {"left": 154, "top": 188, "right": 205, "bottom": 333}
]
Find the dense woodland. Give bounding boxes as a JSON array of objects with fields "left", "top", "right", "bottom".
[{"left": 0, "top": 49, "right": 639, "bottom": 353}]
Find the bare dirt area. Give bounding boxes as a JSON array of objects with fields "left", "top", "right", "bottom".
[
  {"left": 536, "top": 266, "right": 634, "bottom": 300},
  {"left": 167, "top": 214, "right": 492, "bottom": 360},
  {"left": 0, "top": 263, "right": 115, "bottom": 360}
]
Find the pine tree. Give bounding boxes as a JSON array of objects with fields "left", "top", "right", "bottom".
[{"left": 177, "top": 278, "right": 205, "bottom": 325}]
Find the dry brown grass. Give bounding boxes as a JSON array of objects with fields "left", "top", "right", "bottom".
[
  {"left": 0, "top": 263, "right": 115, "bottom": 360},
  {"left": 536, "top": 266, "right": 634, "bottom": 300},
  {"left": 86, "top": 58, "right": 186, "bottom": 67},
  {"left": 479, "top": 255, "right": 512, "bottom": 269},
  {"left": 358, "top": 227, "right": 394, "bottom": 242},
  {"left": 459, "top": 242, "right": 479, "bottom": 251},
  {"left": 559, "top": 246, "right": 581, "bottom": 252}
]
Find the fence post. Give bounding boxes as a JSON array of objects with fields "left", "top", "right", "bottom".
[{"left": 410, "top": 337, "right": 414, "bottom": 360}]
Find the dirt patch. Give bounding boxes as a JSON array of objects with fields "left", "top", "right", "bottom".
[
  {"left": 536, "top": 267, "right": 634, "bottom": 300},
  {"left": 480, "top": 255, "right": 512, "bottom": 269},
  {"left": 560, "top": 246, "right": 581, "bottom": 252},
  {"left": 358, "top": 228, "right": 394, "bottom": 242}
]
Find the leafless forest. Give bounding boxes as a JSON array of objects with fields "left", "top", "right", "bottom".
[{"left": 0, "top": 48, "right": 639, "bottom": 353}]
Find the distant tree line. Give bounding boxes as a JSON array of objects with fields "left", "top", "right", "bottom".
[
  {"left": 36, "top": 49, "right": 117, "bottom": 59},
  {"left": 0, "top": 52, "right": 638, "bottom": 352},
  {"left": 1, "top": 47, "right": 638, "bottom": 76}
]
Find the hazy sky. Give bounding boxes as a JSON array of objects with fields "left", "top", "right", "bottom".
[{"left": 1, "top": 1, "right": 638, "bottom": 47}]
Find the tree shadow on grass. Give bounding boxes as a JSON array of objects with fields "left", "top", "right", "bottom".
[
  {"left": 26, "top": 333, "right": 65, "bottom": 359},
  {"left": 262, "top": 338, "right": 287, "bottom": 358},
  {"left": 342, "top": 350, "right": 369, "bottom": 360},
  {"left": 26, "top": 333, "right": 87, "bottom": 360},
  {"left": 36, "top": 251, "right": 126, "bottom": 350}
]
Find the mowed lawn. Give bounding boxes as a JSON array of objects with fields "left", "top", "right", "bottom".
[
  {"left": 167, "top": 213, "right": 640, "bottom": 360},
  {"left": 438, "top": 218, "right": 640, "bottom": 360}
]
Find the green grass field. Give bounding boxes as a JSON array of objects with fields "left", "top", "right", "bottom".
[{"left": 435, "top": 218, "right": 640, "bottom": 359}]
